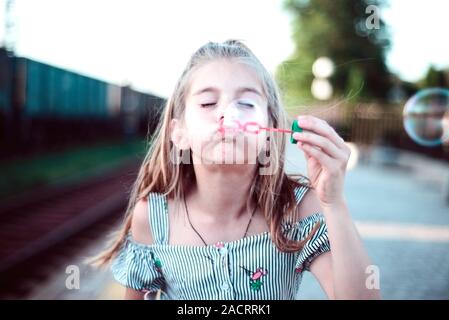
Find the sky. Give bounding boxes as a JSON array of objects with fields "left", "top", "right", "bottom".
[
  {"left": 1, "top": 0, "right": 448, "bottom": 98},
  {"left": 382, "top": 0, "right": 449, "bottom": 82}
]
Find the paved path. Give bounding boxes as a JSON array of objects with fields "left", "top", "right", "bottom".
[{"left": 287, "top": 143, "right": 449, "bottom": 299}]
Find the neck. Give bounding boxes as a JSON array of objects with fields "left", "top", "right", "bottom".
[{"left": 188, "top": 164, "right": 257, "bottom": 222}]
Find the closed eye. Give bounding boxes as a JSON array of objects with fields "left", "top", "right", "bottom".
[
  {"left": 200, "top": 103, "right": 217, "bottom": 108},
  {"left": 238, "top": 102, "right": 254, "bottom": 108}
]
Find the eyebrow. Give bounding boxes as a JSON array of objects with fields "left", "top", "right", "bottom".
[{"left": 193, "top": 86, "right": 263, "bottom": 97}]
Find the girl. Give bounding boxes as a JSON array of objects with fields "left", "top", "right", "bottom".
[{"left": 93, "top": 40, "right": 380, "bottom": 300}]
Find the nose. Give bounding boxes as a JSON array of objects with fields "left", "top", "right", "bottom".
[
  {"left": 218, "top": 102, "right": 243, "bottom": 134},
  {"left": 221, "top": 102, "right": 241, "bottom": 125}
]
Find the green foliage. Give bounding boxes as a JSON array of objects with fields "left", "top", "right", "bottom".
[
  {"left": 419, "top": 65, "right": 448, "bottom": 88},
  {"left": 0, "top": 139, "right": 146, "bottom": 200},
  {"left": 277, "top": 0, "right": 392, "bottom": 106}
]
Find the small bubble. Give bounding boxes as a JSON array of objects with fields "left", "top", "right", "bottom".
[{"left": 403, "top": 88, "right": 449, "bottom": 147}]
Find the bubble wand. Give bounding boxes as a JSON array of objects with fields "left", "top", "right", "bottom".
[{"left": 219, "top": 119, "right": 303, "bottom": 144}]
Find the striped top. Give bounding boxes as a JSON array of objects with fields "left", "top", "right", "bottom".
[{"left": 111, "top": 185, "right": 331, "bottom": 300}]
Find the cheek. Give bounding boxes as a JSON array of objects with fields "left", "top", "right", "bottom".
[
  {"left": 184, "top": 106, "right": 204, "bottom": 128},
  {"left": 231, "top": 107, "right": 268, "bottom": 127},
  {"left": 183, "top": 107, "right": 216, "bottom": 143},
  {"left": 253, "top": 110, "right": 270, "bottom": 150},
  {"left": 249, "top": 104, "right": 270, "bottom": 132}
]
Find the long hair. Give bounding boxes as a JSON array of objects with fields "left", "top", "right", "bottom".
[{"left": 91, "top": 39, "right": 319, "bottom": 267}]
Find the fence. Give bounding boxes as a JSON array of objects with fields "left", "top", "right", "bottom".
[{"left": 290, "top": 102, "right": 449, "bottom": 160}]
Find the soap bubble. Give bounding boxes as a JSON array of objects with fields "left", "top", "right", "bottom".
[
  {"left": 403, "top": 88, "right": 449, "bottom": 147},
  {"left": 219, "top": 99, "right": 266, "bottom": 135}
]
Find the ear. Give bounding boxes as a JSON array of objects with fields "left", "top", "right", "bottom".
[{"left": 170, "top": 118, "right": 190, "bottom": 150}]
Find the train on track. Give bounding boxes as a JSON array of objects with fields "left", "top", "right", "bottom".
[{"left": 0, "top": 48, "right": 166, "bottom": 157}]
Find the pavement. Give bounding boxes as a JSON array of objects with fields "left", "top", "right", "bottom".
[{"left": 288, "top": 143, "right": 449, "bottom": 299}]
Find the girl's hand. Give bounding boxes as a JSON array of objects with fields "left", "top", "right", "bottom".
[{"left": 292, "top": 115, "right": 351, "bottom": 209}]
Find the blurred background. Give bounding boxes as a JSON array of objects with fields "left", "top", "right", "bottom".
[{"left": 0, "top": 0, "right": 448, "bottom": 299}]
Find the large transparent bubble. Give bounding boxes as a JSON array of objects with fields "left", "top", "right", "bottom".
[{"left": 403, "top": 88, "right": 449, "bottom": 147}]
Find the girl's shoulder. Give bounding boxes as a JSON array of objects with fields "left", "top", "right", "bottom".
[
  {"left": 290, "top": 180, "right": 324, "bottom": 223},
  {"left": 130, "top": 196, "right": 155, "bottom": 245},
  {"left": 296, "top": 187, "right": 323, "bottom": 220}
]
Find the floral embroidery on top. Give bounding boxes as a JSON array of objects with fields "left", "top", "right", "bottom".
[
  {"left": 240, "top": 266, "right": 268, "bottom": 291},
  {"left": 214, "top": 241, "right": 225, "bottom": 249}
]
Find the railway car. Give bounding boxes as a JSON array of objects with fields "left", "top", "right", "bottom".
[{"left": 0, "top": 47, "right": 165, "bottom": 157}]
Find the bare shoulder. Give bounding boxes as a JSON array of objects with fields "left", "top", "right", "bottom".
[
  {"left": 297, "top": 186, "right": 324, "bottom": 220},
  {"left": 130, "top": 197, "right": 154, "bottom": 245}
]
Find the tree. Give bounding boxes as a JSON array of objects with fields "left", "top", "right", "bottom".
[
  {"left": 277, "top": 0, "right": 392, "bottom": 106},
  {"left": 420, "top": 65, "right": 448, "bottom": 88}
]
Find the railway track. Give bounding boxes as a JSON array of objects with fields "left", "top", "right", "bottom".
[{"left": 0, "top": 160, "right": 139, "bottom": 298}]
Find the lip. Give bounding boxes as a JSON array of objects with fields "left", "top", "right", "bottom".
[
  {"left": 218, "top": 118, "right": 242, "bottom": 133},
  {"left": 214, "top": 132, "right": 238, "bottom": 143}
]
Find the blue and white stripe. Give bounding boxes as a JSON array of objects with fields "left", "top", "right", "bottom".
[{"left": 111, "top": 185, "right": 331, "bottom": 299}]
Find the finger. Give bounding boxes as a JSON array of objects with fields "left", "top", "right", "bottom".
[
  {"left": 298, "top": 142, "right": 312, "bottom": 161},
  {"left": 299, "top": 142, "right": 334, "bottom": 168},
  {"left": 293, "top": 131, "right": 345, "bottom": 160},
  {"left": 297, "top": 115, "right": 346, "bottom": 149}
]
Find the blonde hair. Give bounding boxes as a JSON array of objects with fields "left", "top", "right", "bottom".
[{"left": 91, "top": 39, "right": 319, "bottom": 267}]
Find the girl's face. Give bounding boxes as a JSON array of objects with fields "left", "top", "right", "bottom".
[{"left": 176, "top": 59, "right": 269, "bottom": 165}]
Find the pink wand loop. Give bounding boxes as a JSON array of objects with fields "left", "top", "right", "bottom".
[{"left": 218, "top": 120, "right": 295, "bottom": 136}]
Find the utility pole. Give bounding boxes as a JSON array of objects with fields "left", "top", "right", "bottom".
[{"left": 4, "top": 0, "right": 15, "bottom": 55}]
